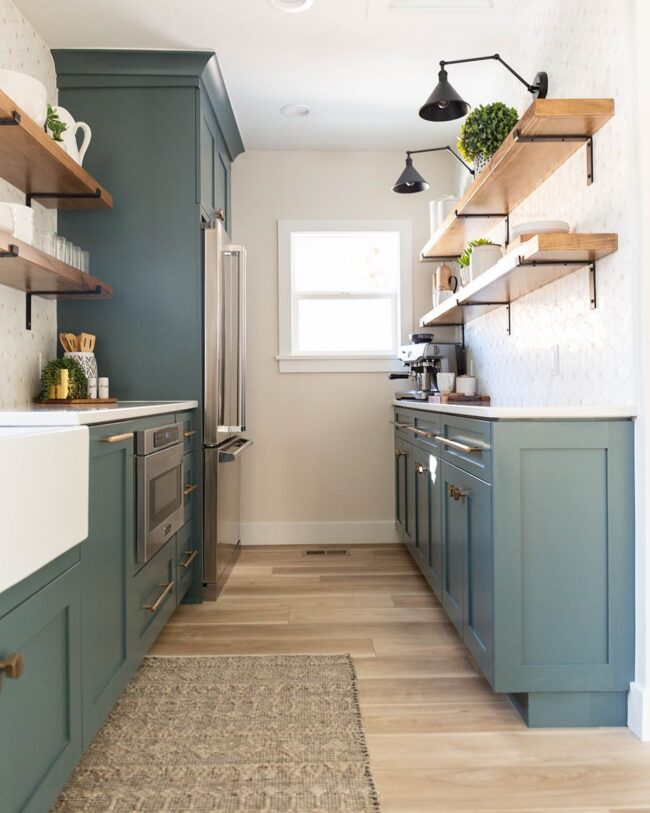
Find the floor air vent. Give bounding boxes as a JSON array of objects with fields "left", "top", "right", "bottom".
[{"left": 303, "top": 549, "right": 350, "bottom": 557}]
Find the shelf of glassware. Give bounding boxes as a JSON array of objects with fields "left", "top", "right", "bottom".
[
  {"left": 419, "top": 232, "right": 618, "bottom": 328},
  {"left": 419, "top": 99, "right": 615, "bottom": 262},
  {"left": 0, "top": 230, "right": 112, "bottom": 299}
]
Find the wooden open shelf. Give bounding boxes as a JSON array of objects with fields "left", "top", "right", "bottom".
[
  {"left": 0, "top": 230, "right": 112, "bottom": 298},
  {"left": 419, "top": 233, "right": 617, "bottom": 328},
  {"left": 420, "top": 99, "right": 614, "bottom": 261},
  {"left": 0, "top": 90, "right": 113, "bottom": 209}
]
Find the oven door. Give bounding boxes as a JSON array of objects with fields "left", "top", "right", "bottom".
[{"left": 136, "top": 443, "right": 184, "bottom": 564}]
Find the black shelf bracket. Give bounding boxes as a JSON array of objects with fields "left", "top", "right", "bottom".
[
  {"left": 459, "top": 300, "right": 511, "bottom": 334},
  {"left": 0, "top": 244, "right": 19, "bottom": 258},
  {"left": 456, "top": 210, "right": 510, "bottom": 246},
  {"left": 0, "top": 110, "right": 21, "bottom": 126},
  {"left": 26, "top": 188, "right": 102, "bottom": 207},
  {"left": 421, "top": 254, "right": 461, "bottom": 262},
  {"left": 516, "top": 257, "right": 597, "bottom": 309},
  {"left": 25, "top": 285, "right": 103, "bottom": 331},
  {"left": 513, "top": 130, "right": 594, "bottom": 185}
]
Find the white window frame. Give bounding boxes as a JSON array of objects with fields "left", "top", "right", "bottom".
[{"left": 277, "top": 220, "right": 412, "bottom": 373}]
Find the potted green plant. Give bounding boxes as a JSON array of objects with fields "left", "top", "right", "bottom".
[
  {"left": 457, "top": 102, "right": 519, "bottom": 174},
  {"left": 39, "top": 357, "right": 87, "bottom": 401},
  {"left": 45, "top": 104, "right": 67, "bottom": 142},
  {"left": 458, "top": 238, "right": 502, "bottom": 283}
]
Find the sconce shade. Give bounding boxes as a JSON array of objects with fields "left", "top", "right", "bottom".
[
  {"left": 392, "top": 156, "right": 429, "bottom": 194},
  {"left": 419, "top": 67, "right": 471, "bottom": 122}
]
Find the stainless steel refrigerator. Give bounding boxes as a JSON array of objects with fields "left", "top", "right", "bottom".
[{"left": 203, "top": 220, "right": 252, "bottom": 599}]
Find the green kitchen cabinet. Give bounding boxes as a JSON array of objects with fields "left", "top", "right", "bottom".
[
  {"left": 394, "top": 430, "right": 415, "bottom": 548},
  {"left": 80, "top": 423, "right": 135, "bottom": 748},
  {"left": 0, "top": 562, "right": 82, "bottom": 813},
  {"left": 413, "top": 443, "right": 443, "bottom": 599},
  {"left": 394, "top": 406, "right": 635, "bottom": 727}
]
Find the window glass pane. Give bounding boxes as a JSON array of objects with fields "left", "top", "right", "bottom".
[
  {"left": 296, "top": 298, "right": 395, "bottom": 353},
  {"left": 292, "top": 231, "right": 400, "bottom": 293}
]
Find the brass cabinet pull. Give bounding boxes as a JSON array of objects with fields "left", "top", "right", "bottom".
[
  {"left": 101, "top": 432, "right": 134, "bottom": 444},
  {"left": 178, "top": 549, "right": 198, "bottom": 569},
  {"left": 416, "top": 464, "right": 429, "bottom": 474},
  {"left": 448, "top": 484, "right": 469, "bottom": 501},
  {"left": 183, "top": 483, "right": 198, "bottom": 497},
  {"left": 390, "top": 420, "right": 414, "bottom": 431},
  {"left": 183, "top": 430, "right": 196, "bottom": 438},
  {"left": 143, "top": 581, "right": 175, "bottom": 613},
  {"left": 411, "top": 427, "right": 436, "bottom": 439},
  {"left": 0, "top": 653, "right": 24, "bottom": 684},
  {"left": 395, "top": 449, "right": 406, "bottom": 458},
  {"left": 435, "top": 435, "right": 485, "bottom": 454}
]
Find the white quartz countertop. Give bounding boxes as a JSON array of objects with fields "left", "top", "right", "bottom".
[
  {"left": 392, "top": 400, "right": 637, "bottom": 420},
  {"left": 0, "top": 400, "right": 198, "bottom": 426}
]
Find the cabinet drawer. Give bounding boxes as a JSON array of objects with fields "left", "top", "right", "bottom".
[
  {"left": 413, "top": 413, "right": 442, "bottom": 453},
  {"left": 176, "top": 521, "right": 199, "bottom": 603},
  {"left": 128, "top": 538, "right": 176, "bottom": 661},
  {"left": 183, "top": 452, "right": 198, "bottom": 524},
  {"left": 438, "top": 416, "right": 492, "bottom": 482},
  {"left": 177, "top": 411, "right": 197, "bottom": 455}
]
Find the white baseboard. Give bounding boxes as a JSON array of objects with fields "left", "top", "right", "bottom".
[
  {"left": 628, "top": 681, "right": 650, "bottom": 739},
  {"left": 240, "top": 521, "right": 400, "bottom": 546}
]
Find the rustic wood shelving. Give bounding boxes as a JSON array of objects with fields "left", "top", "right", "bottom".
[
  {"left": 0, "top": 90, "right": 113, "bottom": 209},
  {"left": 420, "top": 99, "right": 615, "bottom": 262},
  {"left": 419, "top": 232, "right": 618, "bottom": 333}
]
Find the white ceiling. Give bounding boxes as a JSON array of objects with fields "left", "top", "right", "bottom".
[{"left": 15, "top": 0, "right": 524, "bottom": 150}]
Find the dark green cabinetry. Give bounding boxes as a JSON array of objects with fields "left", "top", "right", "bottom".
[
  {"left": 394, "top": 406, "right": 635, "bottom": 727},
  {"left": 0, "top": 562, "right": 82, "bottom": 813},
  {"left": 81, "top": 423, "right": 134, "bottom": 747}
]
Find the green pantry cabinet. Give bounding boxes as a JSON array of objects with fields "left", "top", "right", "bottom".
[
  {"left": 393, "top": 405, "right": 635, "bottom": 727},
  {"left": 0, "top": 410, "right": 198, "bottom": 813}
]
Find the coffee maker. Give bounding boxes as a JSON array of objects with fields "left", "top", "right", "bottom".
[{"left": 390, "top": 334, "right": 465, "bottom": 400}]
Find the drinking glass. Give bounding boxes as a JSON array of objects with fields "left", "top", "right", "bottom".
[
  {"left": 55, "top": 235, "right": 67, "bottom": 262},
  {"left": 80, "top": 251, "right": 90, "bottom": 274},
  {"left": 41, "top": 231, "right": 56, "bottom": 256},
  {"left": 70, "top": 245, "right": 82, "bottom": 269}
]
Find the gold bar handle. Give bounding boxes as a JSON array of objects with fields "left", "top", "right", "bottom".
[
  {"left": 0, "top": 653, "right": 24, "bottom": 684},
  {"left": 183, "top": 483, "right": 198, "bottom": 497},
  {"left": 101, "top": 432, "right": 134, "bottom": 444},
  {"left": 183, "top": 430, "right": 196, "bottom": 438},
  {"left": 143, "top": 581, "right": 175, "bottom": 613},
  {"left": 389, "top": 420, "right": 414, "bottom": 431},
  {"left": 435, "top": 435, "right": 485, "bottom": 454},
  {"left": 411, "top": 427, "right": 436, "bottom": 439},
  {"left": 395, "top": 449, "right": 406, "bottom": 458},
  {"left": 178, "top": 550, "right": 198, "bottom": 569}
]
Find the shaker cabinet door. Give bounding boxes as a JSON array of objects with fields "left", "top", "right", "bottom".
[
  {"left": 0, "top": 566, "right": 82, "bottom": 813},
  {"left": 441, "top": 461, "right": 466, "bottom": 634}
]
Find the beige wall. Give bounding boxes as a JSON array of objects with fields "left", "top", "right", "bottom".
[{"left": 231, "top": 149, "right": 458, "bottom": 543}]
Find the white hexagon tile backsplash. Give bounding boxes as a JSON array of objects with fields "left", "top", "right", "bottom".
[
  {"left": 0, "top": 0, "right": 57, "bottom": 408},
  {"left": 463, "top": 0, "right": 637, "bottom": 407}
]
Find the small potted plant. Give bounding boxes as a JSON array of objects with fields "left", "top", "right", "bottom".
[
  {"left": 39, "top": 357, "right": 87, "bottom": 401},
  {"left": 458, "top": 238, "right": 503, "bottom": 282},
  {"left": 46, "top": 104, "right": 67, "bottom": 143},
  {"left": 458, "top": 102, "right": 519, "bottom": 174}
]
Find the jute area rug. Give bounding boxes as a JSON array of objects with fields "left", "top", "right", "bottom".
[{"left": 52, "top": 654, "right": 381, "bottom": 812}]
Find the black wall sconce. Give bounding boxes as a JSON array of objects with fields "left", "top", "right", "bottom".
[
  {"left": 393, "top": 146, "right": 474, "bottom": 194},
  {"left": 419, "top": 54, "right": 548, "bottom": 122}
]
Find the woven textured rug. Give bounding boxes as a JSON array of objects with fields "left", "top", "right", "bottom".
[{"left": 52, "top": 654, "right": 380, "bottom": 812}]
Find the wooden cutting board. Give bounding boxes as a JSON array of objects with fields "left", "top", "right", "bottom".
[{"left": 35, "top": 398, "right": 118, "bottom": 406}]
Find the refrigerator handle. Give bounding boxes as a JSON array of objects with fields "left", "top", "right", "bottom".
[{"left": 224, "top": 244, "right": 246, "bottom": 432}]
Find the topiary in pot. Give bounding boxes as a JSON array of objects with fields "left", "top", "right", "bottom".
[
  {"left": 457, "top": 102, "right": 519, "bottom": 173},
  {"left": 39, "top": 357, "right": 88, "bottom": 401}
]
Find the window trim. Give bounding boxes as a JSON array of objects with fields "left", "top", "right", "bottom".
[{"left": 277, "top": 219, "right": 413, "bottom": 373}]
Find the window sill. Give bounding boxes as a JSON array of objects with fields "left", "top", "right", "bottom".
[{"left": 276, "top": 355, "right": 405, "bottom": 373}]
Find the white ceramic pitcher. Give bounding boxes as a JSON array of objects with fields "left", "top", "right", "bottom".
[{"left": 51, "top": 106, "right": 92, "bottom": 165}]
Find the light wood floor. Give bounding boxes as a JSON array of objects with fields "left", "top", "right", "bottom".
[{"left": 151, "top": 543, "right": 650, "bottom": 813}]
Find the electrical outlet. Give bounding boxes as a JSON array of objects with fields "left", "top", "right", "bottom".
[{"left": 551, "top": 344, "right": 560, "bottom": 377}]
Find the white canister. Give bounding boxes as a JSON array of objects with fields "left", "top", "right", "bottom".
[
  {"left": 437, "top": 372, "right": 456, "bottom": 393},
  {"left": 429, "top": 196, "right": 458, "bottom": 236},
  {"left": 87, "top": 378, "right": 97, "bottom": 399},
  {"left": 456, "top": 376, "right": 477, "bottom": 396},
  {"left": 469, "top": 243, "right": 503, "bottom": 282},
  {"left": 98, "top": 377, "right": 109, "bottom": 399}
]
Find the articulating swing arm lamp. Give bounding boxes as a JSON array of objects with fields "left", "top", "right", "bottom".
[
  {"left": 393, "top": 146, "right": 474, "bottom": 195},
  {"left": 419, "top": 53, "right": 548, "bottom": 122}
]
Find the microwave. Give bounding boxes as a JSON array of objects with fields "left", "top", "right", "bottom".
[{"left": 135, "top": 422, "right": 185, "bottom": 564}]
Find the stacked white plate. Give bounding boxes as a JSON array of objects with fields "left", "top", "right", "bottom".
[
  {"left": 0, "top": 69, "right": 47, "bottom": 127},
  {"left": 511, "top": 220, "right": 571, "bottom": 240},
  {"left": 0, "top": 202, "right": 34, "bottom": 244}
]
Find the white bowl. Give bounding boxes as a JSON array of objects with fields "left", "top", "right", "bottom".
[{"left": 0, "top": 69, "right": 47, "bottom": 127}]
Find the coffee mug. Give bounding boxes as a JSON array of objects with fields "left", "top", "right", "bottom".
[
  {"left": 437, "top": 372, "right": 456, "bottom": 393},
  {"left": 456, "top": 376, "right": 477, "bottom": 396}
]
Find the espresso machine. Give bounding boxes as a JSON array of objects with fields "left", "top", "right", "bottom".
[{"left": 390, "top": 333, "right": 465, "bottom": 400}]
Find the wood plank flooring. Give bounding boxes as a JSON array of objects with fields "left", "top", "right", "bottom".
[{"left": 151, "top": 543, "right": 650, "bottom": 813}]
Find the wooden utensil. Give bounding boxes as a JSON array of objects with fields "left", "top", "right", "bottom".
[
  {"left": 59, "top": 332, "right": 71, "bottom": 352},
  {"left": 66, "top": 333, "right": 79, "bottom": 351},
  {"left": 78, "top": 333, "right": 95, "bottom": 352}
]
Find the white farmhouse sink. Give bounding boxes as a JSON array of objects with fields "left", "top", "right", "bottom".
[{"left": 0, "top": 426, "right": 89, "bottom": 593}]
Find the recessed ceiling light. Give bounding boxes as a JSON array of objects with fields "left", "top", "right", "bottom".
[
  {"left": 267, "top": 0, "right": 315, "bottom": 12},
  {"left": 280, "top": 104, "right": 311, "bottom": 118}
]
